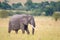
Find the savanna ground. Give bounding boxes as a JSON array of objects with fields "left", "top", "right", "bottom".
[{"left": 0, "top": 16, "right": 60, "bottom": 40}]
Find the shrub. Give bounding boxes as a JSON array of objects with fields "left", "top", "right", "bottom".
[
  {"left": 0, "top": 10, "right": 9, "bottom": 18},
  {"left": 53, "top": 12, "right": 60, "bottom": 21},
  {"left": 16, "top": 12, "right": 25, "bottom": 14},
  {"left": 8, "top": 11, "right": 15, "bottom": 16},
  {"left": 31, "top": 12, "right": 41, "bottom": 16},
  {"left": 31, "top": 10, "right": 41, "bottom": 16}
]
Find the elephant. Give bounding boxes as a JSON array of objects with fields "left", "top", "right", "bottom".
[{"left": 8, "top": 14, "right": 35, "bottom": 35}]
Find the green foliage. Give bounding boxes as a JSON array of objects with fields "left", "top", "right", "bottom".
[
  {"left": 31, "top": 9, "right": 42, "bottom": 16},
  {"left": 53, "top": 12, "right": 60, "bottom": 21},
  {"left": 49, "top": 1, "right": 56, "bottom": 11},
  {"left": 15, "top": 11, "right": 27, "bottom": 15},
  {"left": 44, "top": 6, "right": 54, "bottom": 16},
  {"left": 8, "top": 11, "right": 15, "bottom": 16},
  {"left": 0, "top": 2, "right": 2, "bottom": 9},
  {"left": 0, "top": 10, "right": 9, "bottom": 18},
  {"left": 56, "top": 1, "right": 60, "bottom": 11},
  {"left": 8, "top": 11, "right": 27, "bottom": 16},
  {"left": 24, "top": 0, "right": 33, "bottom": 10},
  {"left": 12, "top": 3, "right": 22, "bottom": 10},
  {"left": 4, "top": 0, "right": 9, "bottom": 3},
  {"left": 31, "top": 12, "right": 41, "bottom": 16},
  {"left": 25, "top": 0, "right": 32, "bottom": 6},
  {"left": 0, "top": 1, "right": 60, "bottom": 16},
  {"left": 1, "top": 2, "right": 11, "bottom": 9}
]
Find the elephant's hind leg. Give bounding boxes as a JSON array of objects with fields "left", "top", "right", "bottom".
[{"left": 8, "top": 29, "right": 11, "bottom": 33}]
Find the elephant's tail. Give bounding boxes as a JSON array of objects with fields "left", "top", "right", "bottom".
[{"left": 8, "top": 21, "right": 11, "bottom": 33}]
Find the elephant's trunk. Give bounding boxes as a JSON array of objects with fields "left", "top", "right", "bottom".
[
  {"left": 32, "top": 27, "right": 35, "bottom": 35},
  {"left": 32, "top": 22, "right": 35, "bottom": 35},
  {"left": 31, "top": 18, "right": 35, "bottom": 35}
]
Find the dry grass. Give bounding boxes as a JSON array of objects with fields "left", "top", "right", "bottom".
[{"left": 0, "top": 16, "right": 60, "bottom": 40}]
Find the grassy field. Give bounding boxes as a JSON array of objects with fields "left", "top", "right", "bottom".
[{"left": 0, "top": 16, "right": 60, "bottom": 40}]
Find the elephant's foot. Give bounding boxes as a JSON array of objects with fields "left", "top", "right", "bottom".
[{"left": 15, "top": 29, "right": 18, "bottom": 34}]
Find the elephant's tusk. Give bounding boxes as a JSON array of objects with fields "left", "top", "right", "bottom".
[{"left": 32, "top": 26, "right": 35, "bottom": 29}]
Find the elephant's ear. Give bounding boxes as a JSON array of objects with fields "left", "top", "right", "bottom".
[{"left": 30, "top": 17, "right": 35, "bottom": 28}]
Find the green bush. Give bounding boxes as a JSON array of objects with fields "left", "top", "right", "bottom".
[
  {"left": 8, "top": 11, "right": 28, "bottom": 16},
  {"left": 31, "top": 12, "right": 41, "bottom": 16},
  {"left": 16, "top": 12, "right": 26, "bottom": 14},
  {"left": 53, "top": 12, "right": 60, "bottom": 21},
  {"left": 0, "top": 10, "right": 9, "bottom": 18},
  {"left": 31, "top": 10, "right": 42, "bottom": 16},
  {"left": 8, "top": 11, "right": 16, "bottom": 16}
]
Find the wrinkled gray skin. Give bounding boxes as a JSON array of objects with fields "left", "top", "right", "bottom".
[{"left": 8, "top": 14, "right": 35, "bottom": 35}]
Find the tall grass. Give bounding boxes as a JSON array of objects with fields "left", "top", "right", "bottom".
[{"left": 0, "top": 16, "right": 60, "bottom": 40}]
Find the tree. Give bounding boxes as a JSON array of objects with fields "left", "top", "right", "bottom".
[
  {"left": 24, "top": 0, "right": 33, "bottom": 10},
  {"left": 49, "top": 1, "right": 56, "bottom": 11},
  {"left": 44, "top": 6, "right": 54, "bottom": 16},
  {"left": 0, "top": 2, "right": 2, "bottom": 9},
  {"left": 49, "top": 1, "right": 60, "bottom": 11},
  {"left": 40, "top": 1, "right": 49, "bottom": 9},
  {"left": 1, "top": 2, "right": 11, "bottom": 9},
  {"left": 12, "top": 3, "right": 22, "bottom": 10},
  {"left": 56, "top": 1, "right": 60, "bottom": 11},
  {"left": 4, "top": 0, "right": 9, "bottom": 3}
]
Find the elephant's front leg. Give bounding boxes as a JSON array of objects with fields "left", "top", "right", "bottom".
[
  {"left": 22, "top": 28, "right": 25, "bottom": 34},
  {"left": 24, "top": 25, "right": 30, "bottom": 34},
  {"left": 20, "top": 24, "right": 25, "bottom": 34},
  {"left": 15, "top": 29, "right": 18, "bottom": 34},
  {"left": 32, "top": 28, "right": 34, "bottom": 35}
]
